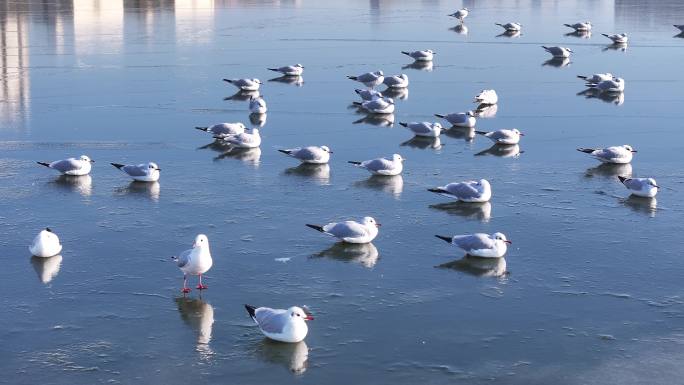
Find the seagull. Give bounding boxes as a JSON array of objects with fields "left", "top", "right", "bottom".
[
  {"left": 564, "top": 21, "right": 592, "bottom": 31},
  {"left": 355, "top": 88, "right": 383, "bottom": 101},
  {"left": 577, "top": 73, "right": 613, "bottom": 84},
  {"left": 278, "top": 146, "right": 332, "bottom": 164},
  {"left": 401, "top": 50, "right": 435, "bottom": 62},
  {"left": 111, "top": 162, "right": 161, "bottom": 182},
  {"left": 474, "top": 89, "right": 498, "bottom": 105},
  {"left": 587, "top": 77, "right": 625, "bottom": 92},
  {"left": 348, "top": 154, "right": 404, "bottom": 176},
  {"left": 347, "top": 71, "right": 384, "bottom": 88},
  {"left": 218, "top": 128, "right": 261, "bottom": 148},
  {"left": 577, "top": 145, "right": 636, "bottom": 164},
  {"left": 383, "top": 74, "right": 409, "bottom": 88},
  {"left": 496, "top": 22, "right": 522, "bottom": 32},
  {"left": 29, "top": 228, "right": 62, "bottom": 258},
  {"left": 353, "top": 97, "right": 395, "bottom": 114},
  {"left": 222, "top": 78, "right": 262, "bottom": 91},
  {"left": 428, "top": 179, "right": 492, "bottom": 202},
  {"left": 602, "top": 33, "right": 628, "bottom": 44},
  {"left": 172, "top": 234, "right": 213, "bottom": 293},
  {"left": 195, "top": 122, "right": 246, "bottom": 138},
  {"left": 249, "top": 96, "right": 268, "bottom": 114},
  {"left": 449, "top": 8, "right": 468, "bottom": 22},
  {"left": 399, "top": 122, "right": 443, "bottom": 137},
  {"left": 542, "top": 46, "right": 573, "bottom": 58},
  {"left": 267, "top": 64, "right": 304, "bottom": 76},
  {"left": 435, "top": 232, "right": 511, "bottom": 258},
  {"left": 475, "top": 128, "right": 523, "bottom": 145},
  {"left": 675, "top": 25, "right": 684, "bottom": 32},
  {"left": 618, "top": 176, "right": 659, "bottom": 198},
  {"left": 306, "top": 216, "right": 380, "bottom": 244},
  {"left": 434, "top": 111, "right": 476, "bottom": 127},
  {"left": 245, "top": 305, "right": 313, "bottom": 343},
  {"left": 37, "top": 155, "right": 94, "bottom": 176}
]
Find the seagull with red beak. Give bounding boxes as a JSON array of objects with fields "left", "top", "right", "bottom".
[
  {"left": 172, "top": 234, "right": 213, "bottom": 293},
  {"left": 245, "top": 305, "right": 314, "bottom": 343},
  {"left": 435, "top": 232, "right": 511, "bottom": 258}
]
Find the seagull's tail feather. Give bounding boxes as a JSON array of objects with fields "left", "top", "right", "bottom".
[
  {"left": 495, "top": 23, "right": 504, "bottom": 27},
  {"left": 195, "top": 126, "right": 209, "bottom": 132},
  {"left": 352, "top": 102, "right": 362, "bottom": 106},
  {"left": 541, "top": 46, "right": 550, "bottom": 52},
  {"left": 577, "top": 148, "right": 596, "bottom": 154},
  {"left": 563, "top": 24, "right": 573, "bottom": 28},
  {"left": 347, "top": 161, "right": 362, "bottom": 165},
  {"left": 434, "top": 113, "right": 446, "bottom": 118},
  {"left": 222, "top": 78, "right": 233, "bottom": 83},
  {"left": 435, "top": 235, "right": 452, "bottom": 243},
  {"left": 399, "top": 122, "right": 408, "bottom": 127},
  {"left": 277, "top": 149, "right": 292, "bottom": 155},
  {"left": 601, "top": 33, "right": 610, "bottom": 38},
  {"left": 428, "top": 188, "right": 448, "bottom": 194},
  {"left": 347, "top": 76, "right": 358, "bottom": 80},
  {"left": 244, "top": 304, "right": 257, "bottom": 322},
  {"left": 401, "top": 51, "right": 411, "bottom": 57},
  {"left": 111, "top": 163, "right": 125, "bottom": 169},
  {"left": 267, "top": 68, "right": 280, "bottom": 72},
  {"left": 306, "top": 224, "right": 325, "bottom": 233},
  {"left": 576, "top": 75, "right": 588, "bottom": 80},
  {"left": 474, "top": 131, "right": 488, "bottom": 136},
  {"left": 354, "top": 89, "right": 363, "bottom": 95},
  {"left": 618, "top": 176, "right": 628, "bottom": 183},
  {"left": 37, "top": 162, "right": 50, "bottom": 168}
]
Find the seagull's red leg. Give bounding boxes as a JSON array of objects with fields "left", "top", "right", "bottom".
[
  {"left": 182, "top": 275, "right": 191, "bottom": 293},
  {"left": 197, "top": 274, "right": 208, "bottom": 290}
]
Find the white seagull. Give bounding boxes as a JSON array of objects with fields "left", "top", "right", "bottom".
[
  {"left": 618, "top": 176, "right": 659, "bottom": 198},
  {"left": 587, "top": 77, "right": 625, "bottom": 92},
  {"left": 245, "top": 305, "right": 313, "bottom": 343},
  {"left": 474, "top": 89, "right": 498, "bottom": 105},
  {"left": 355, "top": 88, "right": 383, "bottom": 101},
  {"left": 267, "top": 64, "right": 304, "bottom": 76},
  {"left": 278, "top": 146, "right": 332, "bottom": 164},
  {"left": 353, "top": 97, "right": 395, "bottom": 114},
  {"left": 428, "top": 179, "right": 492, "bottom": 202},
  {"left": 577, "top": 145, "right": 636, "bottom": 164},
  {"left": 435, "top": 111, "right": 476, "bottom": 127},
  {"left": 348, "top": 154, "right": 404, "bottom": 176},
  {"left": 401, "top": 50, "right": 435, "bottom": 62},
  {"left": 577, "top": 73, "right": 613, "bottom": 84},
  {"left": 435, "top": 232, "right": 511, "bottom": 258},
  {"left": 195, "top": 122, "right": 246, "bottom": 138},
  {"left": 347, "top": 71, "right": 384, "bottom": 88},
  {"left": 172, "top": 234, "right": 213, "bottom": 293},
  {"left": 496, "top": 22, "right": 522, "bottom": 32},
  {"left": 399, "top": 122, "right": 443, "bottom": 137},
  {"left": 306, "top": 216, "right": 380, "bottom": 244},
  {"left": 602, "top": 33, "right": 628, "bottom": 44},
  {"left": 222, "top": 78, "right": 262, "bottom": 91},
  {"left": 29, "top": 228, "right": 63, "bottom": 258},
  {"left": 383, "top": 74, "right": 409, "bottom": 88},
  {"left": 449, "top": 8, "right": 469, "bottom": 22},
  {"left": 475, "top": 128, "right": 524, "bottom": 145},
  {"left": 111, "top": 162, "right": 161, "bottom": 182},
  {"left": 564, "top": 21, "right": 592, "bottom": 31},
  {"left": 249, "top": 96, "right": 268, "bottom": 114},
  {"left": 37, "top": 155, "right": 94, "bottom": 176},
  {"left": 542, "top": 46, "right": 573, "bottom": 58},
  {"left": 219, "top": 128, "right": 261, "bottom": 148}
]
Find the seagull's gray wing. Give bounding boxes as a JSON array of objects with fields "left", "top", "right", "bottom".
[
  {"left": 356, "top": 72, "right": 378, "bottom": 83},
  {"left": 294, "top": 147, "right": 322, "bottom": 161},
  {"left": 445, "top": 182, "right": 481, "bottom": 199},
  {"left": 210, "top": 124, "right": 241, "bottom": 136},
  {"left": 409, "top": 123, "right": 433, "bottom": 135},
  {"left": 623, "top": 178, "right": 645, "bottom": 190},
  {"left": 255, "top": 307, "right": 288, "bottom": 334},
  {"left": 489, "top": 130, "right": 514, "bottom": 141},
  {"left": 452, "top": 234, "right": 494, "bottom": 251},
  {"left": 122, "top": 164, "right": 149, "bottom": 177},
  {"left": 323, "top": 221, "right": 367, "bottom": 239},
  {"left": 176, "top": 248, "right": 192, "bottom": 268},
  {"left": 445, "top": 113, "right": 467, "bottom": 124},
  {"left": 361, "top": 158, "right": 393, "bottom": 172},
  {"left": 50, "top": 159, "right": 82, "bottom": 173}
]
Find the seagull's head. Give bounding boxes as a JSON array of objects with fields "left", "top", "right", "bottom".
[
  {"left": 80, "top": 155, "right": 94, "bottom": 163},
  {"left": 193, "top": 234, "right": 209, "bottom": 248},
  {"left": 377, "top": 70, "right": 384, "bottom": 76},
  {"left": 566, "top": 47, "right": 574, "bottom": 53},
  {"left": 392, "top": 153, "right": 404, "bottom": 162},
  {"left": 39, "top": 227, "right": 60, "bottom": 244},
  {"left": 427, "top": 49, "right": 435, "bottom": 54},
  {"left": 147, "top": 162, "right": 161, "bottom": 172},
  {"left": 623, "top": 145, "right": 636, "bottom": 153},
  {"left": 295, "top": 64, "right": 304, "bottom": 68},
  {"left": 478, "top": 179, "right": 491, "bottom": 189},
  {"left": 463, "top": 7, "right": 469, "bottom": 11},
  {"left": 253, "top": 79, "right": 262, "bottom": 84},
  {"left": 467, "top": 110, "right": 476, "bottom": 117},
  {"left": 321, "top": 145, "right": 332, "bottom": 153},
  {"left": 432, "top": 122, "right": 443, "bottom": 131},
  {"left": 400, "top": 73, "right": 409, "bottom": 79},
  {"left": 385, "top": 97, "right": 395, "bottom": 104},
  {"left": 512, "top": 128, "right": 524, "bottom": 136},
  {"left": 647, "top": 178, "right": 659, "bottom": 189},
  {"left": 363, "top": 216, "right": 381, "bottom": 228},
  {"left": 238, "top": 122, "right": 247, "bottom": 129},
  {"left": 289, "top": 306, "right": 314, "bottom": 321},
  {"left": 493, "top": 232, "right": 512, "bottom": 244}
]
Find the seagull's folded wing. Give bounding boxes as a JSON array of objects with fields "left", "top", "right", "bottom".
[{"left": 255, "top": 308, "right": 288, "bottom": 333}]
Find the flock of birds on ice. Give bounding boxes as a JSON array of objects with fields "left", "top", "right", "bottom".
[{"left": 25, "top": 9, "right": 679, "bottom": 346}]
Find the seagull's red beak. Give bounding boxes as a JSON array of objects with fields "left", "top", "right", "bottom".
[
  {"left": 375, "top": 223, "right": 382, "bottom": 228},
  {"left": 304, "top": 314, "right": 314, "bottom": 321},
  {"left": 504, "top": 240, "right": 512, "bottom": 244}
]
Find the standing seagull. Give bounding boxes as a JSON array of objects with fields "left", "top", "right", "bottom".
[
  {"left": 475, "top": 128, "right": 524, "bottom": 145},
  {"left": 37, "top": 155, "right": 94, "bottom": 176},
  {"left": 400, "top": 122, "right": 442, "bottom": 137},
  {"left": 564, "top": 21, "right": 592, "bottom": 31},
  {"left": 195, "top": 122, "right": 246, "bottom": 138},
  {"left": 306, "top": 217, "right": 380, "bottom": 244},
  {"left": 111, "top": 162, "right": 161, "bottom": 182},
  {"left": 474, "top": 89, "right": 498, "bottom": 105},
  {"left": 496, "top": 22, "right": 522, "bottom": 32},
  {"left": 348, "top": 154, "right": 404, "bottom": 176},
  {"left": 435, "top": 111, "right": 476, "bottom": 127},
  {"left": 542, "top": 46, "right": 573, "bottom": 58},
  {"left": 172, "top": 234, "right": 213, "bottom": 293},
  {"left": 347, "top": 71, "right": 384, "bottom": 88},
  {"left": 29, "top": 228, "right": 62, "bottom": 258},
  {"left": 577, "top": 145, "right": 636, "bottom": 164},
  {"left": 435, "top": 232, "right": 511, "bottom": 258},
  {"left": 449, "top": 8, "right": 469, "bottom": 22},
  {"left": 602, "top": 33, "right": 628, "bottom": 44},
  {"left": 618, "top": 176, "right": 659, "bottom": 198},
  {"left": 245, "top": 305, "right": 313, "bottom": 343},
  {"left": 401, "top": 50, "right": 435, "bottom": 62},
  {"left": 222, "top": 78, "right": 262, "bottom": 91},
  {"left": 278, "top": 146, "right": 332, "bottom": 164},
  {"left": 267, "top": 64, "right": 304, "bottom": 76},
  {"left": 428, "top": 179, "right": 492, "bottom": 202}
]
